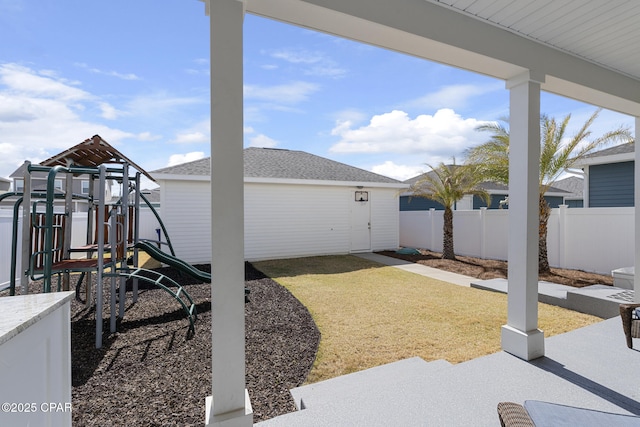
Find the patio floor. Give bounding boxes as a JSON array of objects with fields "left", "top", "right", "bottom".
[
  {"left": 255, "top": 254, "right": 640, "bottom": 426},
  {"left": 256, "top": 316, "right": 639, "bottom": 426}
]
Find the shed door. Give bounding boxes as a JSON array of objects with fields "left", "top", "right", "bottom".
[{"left": 350, "top": 193, "right": 371, "bottom": 252}]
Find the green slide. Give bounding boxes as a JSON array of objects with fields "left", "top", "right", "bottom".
[{"left": 135, "top": 241, "right": 211, "bottom": 283}]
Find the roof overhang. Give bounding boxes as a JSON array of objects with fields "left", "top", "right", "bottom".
[{"left": 574, "top": 152, "right": 635, "bottom": 167}]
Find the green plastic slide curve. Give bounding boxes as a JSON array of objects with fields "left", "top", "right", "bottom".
[{"left": 134, "top": 241, "right": 211, "bottom": 283}]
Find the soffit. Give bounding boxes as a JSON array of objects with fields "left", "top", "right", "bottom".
[{"left": 430, "top": 0, "right": 640, "bottom": 81}]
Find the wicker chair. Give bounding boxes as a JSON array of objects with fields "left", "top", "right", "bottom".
[
  {"left": 497, "top": 402, "right": 535, "bottom": 427},
  {"left": 620, "top": 303, "right": 640, "bottom": 349}
]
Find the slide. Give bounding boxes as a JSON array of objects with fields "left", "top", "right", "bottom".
[{"left": 134, "top": 241, "right": 211, "bottom": 283}]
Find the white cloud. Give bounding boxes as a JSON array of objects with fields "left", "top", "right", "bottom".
[
  {"left": 244, "top": 81, "right": 319, "bottom": 104},
  {"left": 271, "top": 49, "right": 324, "bottom": 64},
  {"left": 1, "top": 63, "right": 90, "bottom": 101},
  {"left": 167, "top": 151, "right": 205, "bottom": 167},
  {"left": 269, "top": 48, "right": 346, "bottom": 78},
  {"left": 0, "top": 63, "right": 137, "bottom": 178},
  {"left": 172, "top": 119, "right": 210, "bottom": 144},
  {"left": 408, "top": 82, "right": 503, "bottom": 111},
  {"left": 75, "top": 62, "right": 140, "bottom": 80},
  {"left": 174, "top": 132, "right": 207, "bottom": 144},
  {"left": 137, "top": 131, "right": 162, "bottom": 141},
  {"left": 99, "top": 102, "right": 121, "bottom": 120},
  {"left": 329, "top": 108, "right": 490, "bottom": 157},
  {"left": 370, "top": 161, "right": 424, "bottom": 181},
  {"left": 127, "top": 92, "right": 206, "bottom": 115},
  {"left": 248, "top": 133, "right": 278, "bottom": 148}
]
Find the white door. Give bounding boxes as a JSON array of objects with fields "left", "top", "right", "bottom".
[{"left": 350, "top": 192, "right": 371, "bottom": 252}]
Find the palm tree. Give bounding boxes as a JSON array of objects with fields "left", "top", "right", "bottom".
[
  {"left": 409, "top": 161, "right": 490, "bottom": 260},
  {"left": 466, "top": 108, "right": 633, "bottom": 273}
]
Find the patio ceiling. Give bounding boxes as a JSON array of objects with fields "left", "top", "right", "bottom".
[
  {"left": 246, "top": 0, "right": 640, "bottom": 116},
  {"left": 431, "top": 0, "right": 640, "bottom": 81}
]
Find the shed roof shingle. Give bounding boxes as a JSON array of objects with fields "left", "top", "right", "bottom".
[{"left": 151, "top": 148, "right": 401, "bottom": 184}]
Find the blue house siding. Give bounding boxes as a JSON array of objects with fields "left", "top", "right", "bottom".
[
  {"left": 589, "top": 161, "right": 634, "bottom": 207},
  {"left": 399, "top": 196, "right": 444, "bottom": 211},
  {"left": 473, "top": 194, "right": 564, "bottom": 209},
  {"left": 565, "top": 199, "right": 583, "bottom": 208},
  {"left": 473, "top": 194, "right": 506, "bottom": 209},
  {"left": 401, "top": 194, "right": 567, "bottom": 211}
]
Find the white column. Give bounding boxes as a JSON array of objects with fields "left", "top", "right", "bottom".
[
  {"left": 634, "top": 116, "right": 640, "bottom": 302},
  {"left": 501, "top": 71, "right": 545, "bottom": 360},
  {"left": 205, "top": 0, "right": 253, "bottom": 426}
]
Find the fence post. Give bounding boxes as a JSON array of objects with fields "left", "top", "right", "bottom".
[
  {"left": 429, "top": 208, "right": 436, "bottom": 251},
  {"left": 480, "top": 207, "right": 487, "bottom": 259},
  {"left": 558, "top": 205, "right": 567, "bottom": 269}
]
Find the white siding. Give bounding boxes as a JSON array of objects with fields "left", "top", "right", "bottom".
[
  {"left": 159, "top": 180, "right": 213, "bottom": 264},
  {"left": 245, "top": 183, "right": 351, "bottom": 260},
  {"left": 158, "top": 178, "right": 402, "bottom": 263},
  {"left": 369, "top": 188, "right": 400, "bottom": 251}
]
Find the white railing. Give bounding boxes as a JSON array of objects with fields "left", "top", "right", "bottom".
[
  {"left": 400, "top": 206, "right": 634, "bottom": 275},
  {"left": 0, "top": 209, "right": 161, "bottom": 289}
]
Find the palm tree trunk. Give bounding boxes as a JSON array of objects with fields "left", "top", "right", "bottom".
[
  {"left": 442, "top": 207, "right": 456, "bottom": 260},
  {"left": 538, "top": 194, "right": 551, "bottom": 274}
]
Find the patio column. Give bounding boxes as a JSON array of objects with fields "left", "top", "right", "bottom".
[
  {"left": 501, "top": 71, "right": 545, "bottom": 361},
  {"left": 635, "top": 116, "right": 640, "bottom": 302},
  {"left": 204, "top": 0, "right": 253, "bottom": 426}
]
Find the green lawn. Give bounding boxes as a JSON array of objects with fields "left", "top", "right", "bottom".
[{"left": 254, "top": 255, "right": 601, "bottom": 384}]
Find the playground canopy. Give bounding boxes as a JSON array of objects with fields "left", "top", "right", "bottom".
[{"left": 39, "top": 134, "right": 156, "bottom": 184}]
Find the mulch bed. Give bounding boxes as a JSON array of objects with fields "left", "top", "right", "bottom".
[
  {"left": 3, "top": 263, "right": 320, "bottom": 426},
  {"left": 377, "top": 249, "right": 614, "bottom": 288}
]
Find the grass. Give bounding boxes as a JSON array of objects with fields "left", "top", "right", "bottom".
[{"left": 253, "top": 255, "right": 602, "bottom": 384}]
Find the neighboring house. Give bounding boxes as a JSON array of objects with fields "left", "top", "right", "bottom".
[
  {"left": 151, "top": 147, "right": 407, "bottom": 263},
  {"left": 140, "top": 188, "right": 161, "bottom": 208},
  {"left": 8, "top": 162, "right": 113, "bottom": 211},
  {"left": 574, "top": 142, "right": 634, "bottom": 208},
  {"left": 553, "top": 175, "right": 584, "bottom": 208},
  {"left": 0, "top": 177, "right": 9, "bottom": 194},
  {"left": 400, "top": 170, "right": 569, "bottom": 211}
]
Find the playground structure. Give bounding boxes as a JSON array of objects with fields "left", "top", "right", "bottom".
[{"left": 0, "top": 136, "right": 203, "bottom": 348}]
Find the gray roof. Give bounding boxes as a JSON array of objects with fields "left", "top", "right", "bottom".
[
  {"left": 151, "top": 148, "right": 401, "bottom": 184},
  {"left": 583, "top": 142, "right": 634, "bottom": 159},
  {"left": 552, "top": 176, "right": 583, "bottom": 198},
  {"left": 140, "top": 188, "right": 160, "bottom": 203}
]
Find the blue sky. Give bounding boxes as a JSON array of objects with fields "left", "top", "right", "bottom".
[{"left": 0, "top": 0, "right": 635, "bottom": 188}]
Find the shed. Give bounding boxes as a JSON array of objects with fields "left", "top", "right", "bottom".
[{"left": 151, "top": 147, "right": 407, "bottom": 263}]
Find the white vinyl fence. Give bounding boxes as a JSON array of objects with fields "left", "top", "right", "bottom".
[
  {"left": 400, "top": 206, "right": 634, "bottom": 275},
  {"left": 0, "top": 209, "right": 161, "bottom": 289}
]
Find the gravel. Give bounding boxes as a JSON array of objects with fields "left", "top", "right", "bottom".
[{"left": 53, "top": 262, "right": 319, "bottom": 426}]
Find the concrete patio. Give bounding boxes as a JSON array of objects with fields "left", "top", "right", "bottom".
[
  {"left": 256, "top": 313, "right": 639, "bottom": 426},
  {"left": 255, "top": 254, "right": 640, "bottom": 426}
]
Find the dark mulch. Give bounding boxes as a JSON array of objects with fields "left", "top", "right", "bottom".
[
  {"left": 377, "top": 249, "right": 614, "bottom": 288},
  {"left": 4, "top": 263, "right": 320, "bottom": 426}
]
